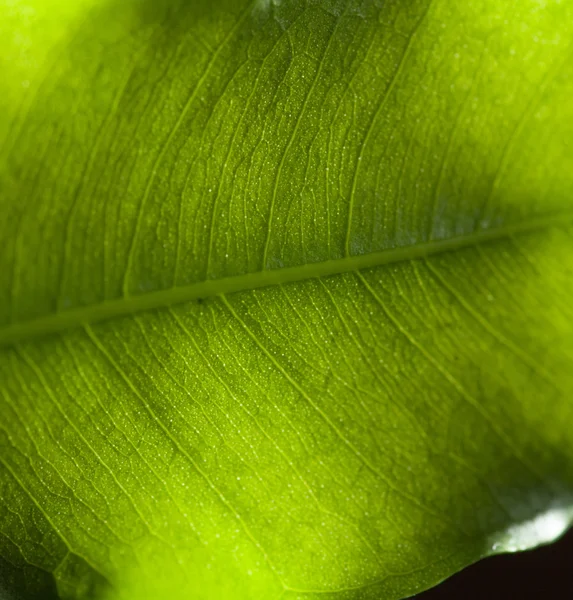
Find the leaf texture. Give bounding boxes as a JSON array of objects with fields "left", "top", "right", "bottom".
[{"left": 1, "top": 1, "right": 573, "bottom": 598}]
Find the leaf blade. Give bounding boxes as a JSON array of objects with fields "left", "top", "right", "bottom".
[{"left": 1, "top": 1, "right": 573, "bottom": 599}]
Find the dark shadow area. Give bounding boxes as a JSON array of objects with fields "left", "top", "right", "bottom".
[
  {"left": 416, "top": 528, "right": 573, "bottom": 598},
  {"left": 0, "top": 556, "right": 58, "bottom": 600},
  {"left": 0, "top": 540, "right": 109, "bottom": 600}
]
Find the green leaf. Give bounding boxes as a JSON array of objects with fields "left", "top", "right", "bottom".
[{"left": 1, "top": 0, "right": 573, "bottom": 598}]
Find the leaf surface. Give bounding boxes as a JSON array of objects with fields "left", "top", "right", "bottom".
[{"left": 1, "top": 1, "right": 573, "bottom": 598}]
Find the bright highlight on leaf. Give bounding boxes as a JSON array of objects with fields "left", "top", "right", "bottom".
[
  {"left": 1, "top": 0, "right": 572, "bottom": 599},
  {"left": 489, "top": 505, "right": 573, "bottom": 555}
]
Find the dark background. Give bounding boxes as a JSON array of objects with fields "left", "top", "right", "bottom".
[{"left": 416, "top": 529, "right": 573, "bottom": 598}]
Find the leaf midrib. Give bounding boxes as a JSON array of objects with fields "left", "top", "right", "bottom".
[{"left": 1, "top": 211, "right": 570, "bottom": 347}]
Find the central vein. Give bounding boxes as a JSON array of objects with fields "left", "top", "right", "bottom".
[{"left": 0, "top": 212, "right": 569, "bottom": 347}]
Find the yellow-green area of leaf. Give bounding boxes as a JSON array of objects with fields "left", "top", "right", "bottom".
[{"left": 1, "top": 0, "right": 573, "bottom": 599}]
